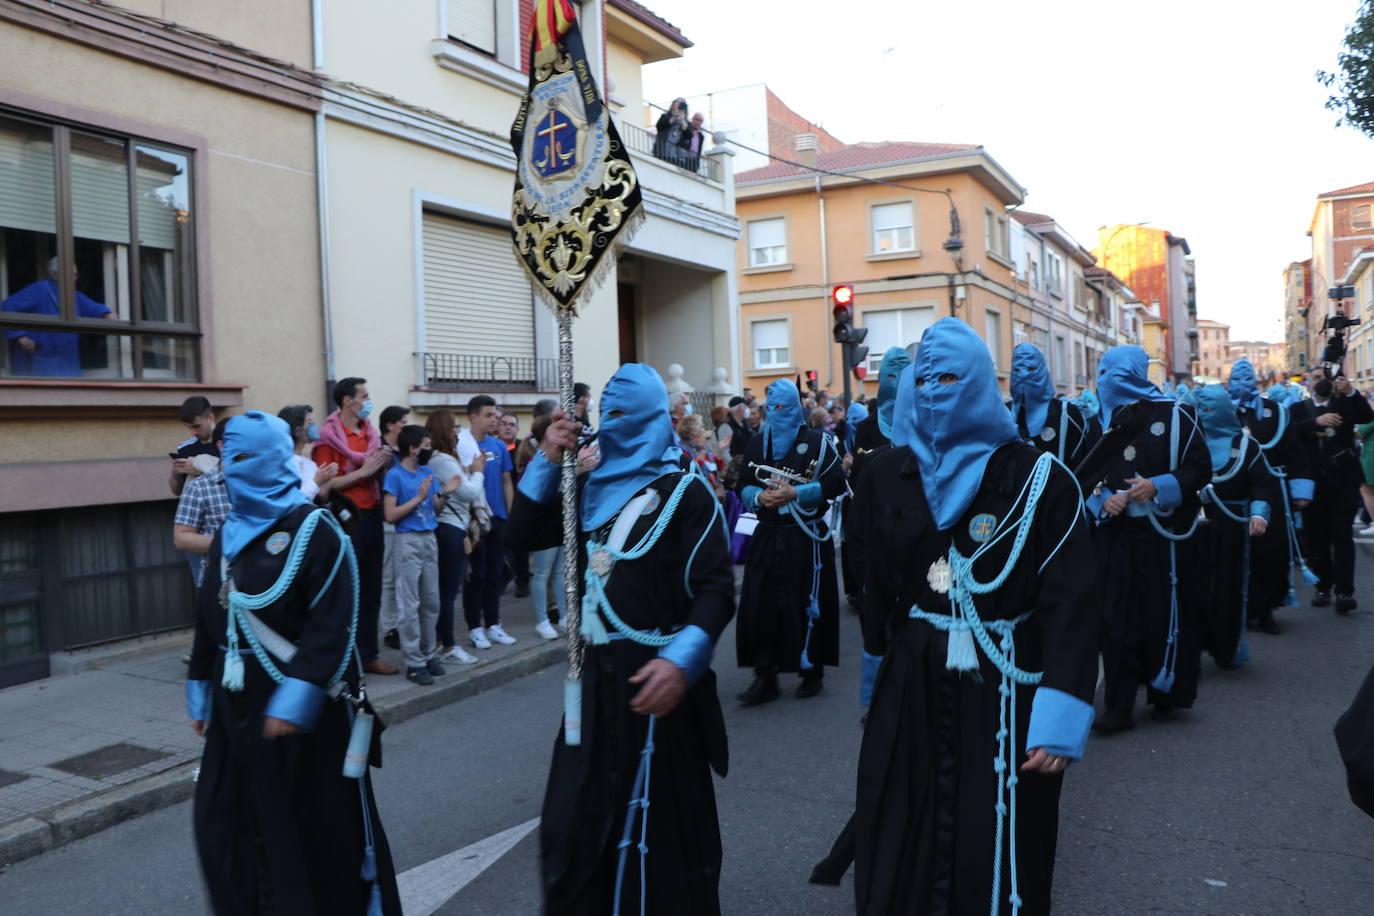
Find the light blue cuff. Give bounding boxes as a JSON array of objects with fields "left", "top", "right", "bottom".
[
  {"left": 742, "top": 485, "right": 763, "bottom": 512},
  {"left": 1250, "top": 500, "right": 1271, "bottom": 523},
  {"left": 860, "top": 652, "right": 882, "bottom": 708},
  {"left": 1150, "top": 473, "right": 1182, "bottom": 510},
  {"left": 1026, "top": 686, "right": 1094, "bottom": 761},
  {"left": 185, "top": 679, "right": 210, "bottom": 722},
  {"left": 658, "top": 624, "right": 714, "bottom": 687},
  {"left": 264, "top": 677, "right": 327, "bottom": 732},
  {"left": 1289, "top": 478, "right": 1314, "bottom": 502},
  {"left": 796, "top": 481, "right": 822, "bottom": 509},
  {"left": 518, "top": 453, "right": 561, "bottom": 504},
  {"left": 1085, "top": 490, "right": 1108, "bottom": 519}
]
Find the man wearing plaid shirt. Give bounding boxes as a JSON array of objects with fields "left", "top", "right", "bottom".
[{"left": 173, "top": 418, "right": 231, "bottom": 587}]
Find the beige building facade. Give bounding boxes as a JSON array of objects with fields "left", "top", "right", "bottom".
[{"left": 0, "top": 1, "right": 325, "bottom": 685}]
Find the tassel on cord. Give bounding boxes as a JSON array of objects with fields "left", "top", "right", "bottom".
[
  {"left": 1285, "top": 587, "right": 1298, "bottom": 608},
  {"left": 1150, "top": 668, "right": 1175, "bottom": 693},
  {"left": 1301, "top": 562, "right": 1319, "bottom": 586},
  {"left": 580, "top": 597, "right": 610, "bottom": 645},
  {"left": 221, "top": 618, "right": 245, "bottom": 692},
  {"left": 360, "top": 845, "right": 377, "bottom": 882},
  {"left": 945, "top": 627, "right": 979, "bottom": 672}
]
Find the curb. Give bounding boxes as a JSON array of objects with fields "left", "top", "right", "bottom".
[{"left": 0, "top": 641, "right": 565, "bottom": 868}]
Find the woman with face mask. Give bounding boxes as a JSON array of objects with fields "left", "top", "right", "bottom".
[
  {"left": 843, "top": 319, "right": 1101, "bottom": 916},
  {"left": 505, "top": 363, "right": 736, "bottom": 916},
  {"left": 186, "top": 411, "right": 402, "bottom": 914},
  {"left": 278, "top": 403, "right": 339, "bottom": 502}
]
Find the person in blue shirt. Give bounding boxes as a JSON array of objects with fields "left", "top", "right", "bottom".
[
  {"left": 3, "top": 257, "right": 115, "bottom": 376},
  {"left": 383, "top": 425, "right": 457, "bottom": 685},
  {"left": 459, "top": 395, "right": 518, "bottom": 649}
]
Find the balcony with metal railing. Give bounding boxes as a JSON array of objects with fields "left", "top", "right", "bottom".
[
  {"left": 420, "top": 352, "right": 559, "bottom": 393},
  {"left": 618, "top": 120, "right": 724, "bottom": 184}
]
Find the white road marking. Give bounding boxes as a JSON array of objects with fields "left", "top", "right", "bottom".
[{"left": 397, "top": 816, "right": 541, "bottom": 916}]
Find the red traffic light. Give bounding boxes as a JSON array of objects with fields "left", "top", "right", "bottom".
[
  {"left": 831, "top": 284, "right": 854, "bottom": 307},
  {"left": 853, "top": 366, "right": 868, "bottom": 381}
]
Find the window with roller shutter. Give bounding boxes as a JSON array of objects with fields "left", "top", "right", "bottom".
[
  {"left": 447, "top": 0, "right": 498, "bottom": 54},
  {"left": 421, "top": 211, "right": 540, "bottom": 388}
]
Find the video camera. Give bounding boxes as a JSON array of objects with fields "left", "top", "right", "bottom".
[{"left": 1321, "top": 312, "right": 1362, "bottom": 373}]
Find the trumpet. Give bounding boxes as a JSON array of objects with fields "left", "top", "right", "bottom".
[{"left": 749, "top": 461, "right": 812, "bottom": 488}]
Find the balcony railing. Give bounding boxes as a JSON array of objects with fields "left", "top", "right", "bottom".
[
  {"left": 619, "top": 121, "right": 724, "bottom": 184},
  {"left": 421, "top": 352, "right": 558, "bottom": 392}
]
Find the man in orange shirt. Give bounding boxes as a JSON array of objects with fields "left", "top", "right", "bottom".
[{"left": 313, "top": 376, "right": 397, "bottom": 675}]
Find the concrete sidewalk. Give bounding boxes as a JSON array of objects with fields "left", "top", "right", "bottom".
[{"left": 0, "top": 600, "right": 566, "bottom": 866}]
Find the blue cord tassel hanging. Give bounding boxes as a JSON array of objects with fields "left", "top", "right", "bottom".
[
  {"left": 221, "top": 618, "right": 245, "bottom": 692},
  {"left": 360, "top": 844, "right": 377, "bottom": 882},
  {"left": 1300, "top": 562, "right": 1319, "bottom": 586},
  {"left": 1150, "top": 667, "right": 1175, "bottom": 693},
  {"left": 1285, "top": 586, "right": 1297, "bottom": 608},
  {"left": 945, "top": 627, "right": 979, "bottom": 672}
]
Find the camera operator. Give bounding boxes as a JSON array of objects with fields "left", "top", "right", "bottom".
[{"left": 1290, "top": 364, "right": 1374, "bottom": 612}]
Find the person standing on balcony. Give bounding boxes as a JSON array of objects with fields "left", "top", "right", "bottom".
[
  {"left": 459, "top": 395, "right": 518, "bottom": 649},
  {"left": 653, "top": 98, "right": 689, "bottom": 167},
  {"left": 313, "top": 377, "right": 397, "bottom": 676},
  {"left": 684, "top": 112, "right": 706, "bottom": 173}
]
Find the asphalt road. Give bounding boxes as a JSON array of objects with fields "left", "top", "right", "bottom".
[{"left": 3, "top": 566, "right": 1373, "bottom": 914}]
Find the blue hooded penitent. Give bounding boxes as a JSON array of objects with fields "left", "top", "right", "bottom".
[
  {"left": 1192, "top": 384, "right": 1243, "bottom": 471},
  {"left": 889, "top": 364, "right": 917, "bottom": 448},
  {"left": 581, "top": 363, "right": 679, "bottom": 531},
  {"left": 220, "top": 411, "right": 312, "bottom": 563},
  {"left": 1010, "top": 342, "right": 1056, "bottom": 435},
  {"left": 762, "top": 378, "right": 805, "bottom": 461},
  {"left": 908, "top": 318, "right": 1020, "bottom": 531},
  {"left": 875, "top": 346, "right": 913, "bottom": 439},
  {"left": 846, "top": 401, "right": 868, "bottom": 425},
  {"left": 1096, "top": 345, "right": 1172, "bottom": 422},
  {"left": 1228, "top": 359, "right": 1262, "bottom": 412},
  {"left": 1266, "top": 383, "right": 1293, "bottom": 406}
]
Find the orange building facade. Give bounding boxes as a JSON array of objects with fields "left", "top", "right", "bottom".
[{"left": 735, "top": 141, "right": 1026, "bottom": 398}]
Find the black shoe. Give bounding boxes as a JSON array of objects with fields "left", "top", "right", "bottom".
[
  {"left": 1092, "top": 709, "right": 1135, "bottom": 734},
  {"left": 1257, "top": 615, "right": 1282, "bottom": 635},
  {"left": 737, "top": 676, "right": 780, "bottom": 706},
  {"left": 1336, "top": 593, "right": 1357, "bottom": 615},
  {"left": 406, "top": 666, "right": 434, "bottom": 686},
  {"left": 383, "top": 628, "right": 400, "bottom": 650},
  {"left": 514, "top": 580, "right": 531, "bottom": 599},
  {"left": 1150, "top": 704, "right": 1176, "bottom": 723},
  {"left": 796, "top": 677, "right": 824, "bottom": 699},
  {"left": 426, "top": 658, "right": 447, "bottom": 677},
  {"left": 1312, "top": 590, "right": 1332, "bottom": 608}
]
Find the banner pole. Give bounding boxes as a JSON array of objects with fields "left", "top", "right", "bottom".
[{"left": 558, "top": 308, "right": 584, "bottom": 745}]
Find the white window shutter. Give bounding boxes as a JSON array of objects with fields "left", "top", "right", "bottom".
[
  {"left": 422, "top": 212, "right": 534, "bottom": 357},
  {"left": 447, "top": 0, "right": 497, "bottom": 54}
]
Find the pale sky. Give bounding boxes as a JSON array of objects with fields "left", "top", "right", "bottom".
[{"left": 641, "top": 0, "right": 1374, "bottom": 342}]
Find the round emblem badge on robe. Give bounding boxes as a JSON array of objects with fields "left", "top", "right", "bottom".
[
  {"left": 1040, "top": 427, "right": 1056, "bottom": 442},
  {"left": 589, "top": 548, "right": 614, "bottom": 577},
  {"left": 1263, "top": 408, "right": 1272, "bottom": 418},
  {"left": 796, "top": 442, "right": 809, "bottom": 455},
  {"left": 1123, "top": 445, "right": 1137, "bottom": 462},
  {"left": 968, "top": 513, "right": 998, "bottom": 543},
  {"left": 1150, "top": 421, "right": 1166, "bottom": 437},
  {"left": 640, "top": 491, "right": 661, "bottom": 516},
  {"left": 266, "top": 532, "right": 290, "bottom": 555},
  {"left": 926, "top": 556, "right": 952, "bottom": 595}
]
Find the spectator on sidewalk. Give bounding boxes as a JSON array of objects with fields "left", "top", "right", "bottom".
[
  {"left": 525, "top": 416, "right": 565, "bottom": 639},
  {"left": 377, "top": 405, "right": 410, "bottom": 652},
  {"left": 312, "top": 377, "right": 397, "bottom": 676},
  {"left": 499, "top": 411, "right": 531, "bottom": 598},
  {"left": 172, "top": 417, "right": 230, "bottom": 586},
  {"left": 425, "top": 409, "right": 485, "bottom": 665},
  {"left": 277, "top": 404, "right": 338, "bottom": 502},
  {"left": 383, "top": 425, "right": 451, "bottom": 686},
  {"left": 458, "top": 395, "right": 517, "bottom": 649},
  {"left": 170, "top": 395, "right": 219, "bottom": 497},
  {"left": 679, "top": 413, "right": 721, "bottom": 487}
]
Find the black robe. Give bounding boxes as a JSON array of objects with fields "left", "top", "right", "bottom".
[
  {"left": 735, "top": 426, "right": 846, "bottom": 675},
  {"left": 505, "top": 469, "right": 736, "bottom": 916},
  {"left": 188, "top": 504, "right": 401, "bottom": 916},
  {"left": 1015, "top": 397, "right": 1099, "bottom": 468},
  {"left": 1237, "top": 397, "right": 1311, "bottom": 617},
  {"left": 849, "top": 442, "right": 1099, "bottom": 915},
  {"left": 1089, "top": 400, "right": 1212, "bottom": 714},
  {"left": 1199, "top": 433, "right": 1281, "bottom": 667}
]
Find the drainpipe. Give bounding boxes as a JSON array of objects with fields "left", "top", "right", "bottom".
[
  {"left": 817, "top": 174, "right": 832, "bottom": 388},
  {"left": 311, "top": 0, "right": 337, "bottom": 388}
]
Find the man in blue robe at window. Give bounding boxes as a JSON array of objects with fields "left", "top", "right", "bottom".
[{"left": 3, "top": 257, "right": 113, "bottom": 376}]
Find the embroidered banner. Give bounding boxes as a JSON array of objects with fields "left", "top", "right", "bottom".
[{"left": 510, "top": 0, "right": 642, "bottom": 314}]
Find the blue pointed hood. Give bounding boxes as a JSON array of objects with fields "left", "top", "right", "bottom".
[
  {"left": 1193, "top": 383, "right": 1243, "bottom": 471},
  {"left": 875, "top": 346, "right": 913, "bottom": 439},
  {"left": 1266, "top": 383, "right": 1293, "bottom": 406},
  {"left": 1097, "top": 345, "right": 1172, "bottom": 423},
  {"left": 1228, "top": 359, "right": 1262, "bottom": 411},
  {"left": 1072, "top": 388, "right": 1100, "bottom": 420},
  {"left": 581, "top": 364, "right": 680, "bottom": 531},
  {"left": 908, "top": 318, "right": 1020, "bottom": 531},
  {"left": 220, "top": 411, "right": 312, "bottom": 563},
  {"left": 762, "top": 378, "right": 805, "bottom": 461},
  {"left": 889, "top": 364, "right": 917, "bottom": 448},
  {"left": 846, "top": 401, "right": 868, "bottom": 425},
  {"left": 1010, "top": 342, "right": 1056, "bottom": 436}
]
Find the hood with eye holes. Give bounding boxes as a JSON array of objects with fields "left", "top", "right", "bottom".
[
  {"left": 1096, "top": 345, "right": 1172, "bottom": 421},
  {"left": 582, "top": 363, "right": 681, "bottom": 531},
  {"left": 875, "top": 346, "right": 913, "bottom": 439},
  {"left": 220, "top": 411, "right": 311, "bottom": 562},
  {"left": 1010, "top": 342, "right": 1056, "bottom": 435},
  {"left": 1228, "top": 359, "right": 1262, "bottom": 412},
  {"left": 1193, "top": 383, "right": 1243, "bottom": 471},
  {"left": 906, "top": 317, "right": 1019, "bottom": 531},
  {"left": 762, "top": 378, "right": 805, "bottom": 460}
]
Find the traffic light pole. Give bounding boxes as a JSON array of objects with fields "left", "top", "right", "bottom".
[{"left": 841, "top": 342, "right": 852, "bottom": 406}]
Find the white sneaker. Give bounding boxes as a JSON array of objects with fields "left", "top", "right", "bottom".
[
  {"left": 1360, "top": 524, "right": 1374, "bottom": 537},
  {"left": 486, "top": 624, "right": 517, "bottom": 645},
  {"left": 535, "top": 620, "right": 559, "bottom": 640},
  {"left": 469, "top": 627, "right": 492, "bottom": 650},
  {"left": 443, "top": 645, "right": 478, "bottom": 664}
]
